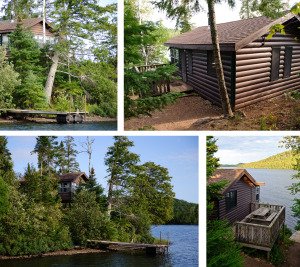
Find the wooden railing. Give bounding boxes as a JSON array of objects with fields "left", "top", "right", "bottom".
[
  {"left": 134, "top": 63, "right": 169, "bottom": 73},
  {"left": 235, "top": 203, "right": 285, "bottom": 250}
]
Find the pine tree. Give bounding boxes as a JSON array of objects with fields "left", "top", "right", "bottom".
[
  {"left": 63, "top": 136, "right": 79, "bottom": 173},
  {"left": 1, "top": 0, "right": 38, "bottom": 20},
  {"left": 32, "top": 136, "right": 58, "bottom": 175},
  {"left": 104, "top": 136, "right": 140, "bottom": 217}
]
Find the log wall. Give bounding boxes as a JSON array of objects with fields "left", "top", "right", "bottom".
[
  {"left": 235, "top": 33, "right": 300, "bottom": 109},
  {"left": 30, "top": 22, "right": 54, "bottom": 36},
  {"left": 218, "top": 176, "right": 257, "bottom": 224},
  {"left": 179, "top": 49, "right": 234, "bottom": 107}
]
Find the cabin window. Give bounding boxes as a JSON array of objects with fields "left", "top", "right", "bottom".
[
  {"left": 61, "top": 182, "right": 70, "bottom": 193},
  {"left": 225, "top": 190, "right": 237, "bottom": 211},
  {"left": 0, "top": 34, "right": 2, "bottom": 46},
  {"left": 188, "top": 50, "right": 193, "bottom": 73},
  {"left": 207, "top": 50, "right": 215, "bottom": 76},
  {"left": 283, "top": 46, "right": 293, "bottom": 78},
  {"left": 170, "top": 48, "right": 179, "bottom": 66},
  {"left": 256, "top": 186, "right": 260, "bottom": 201},
  {"left": 270, "top": 47, "right": 280, "bottom": 81}
]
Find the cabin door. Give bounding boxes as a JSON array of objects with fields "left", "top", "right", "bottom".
[{"left": 181, "top": 50, "right": 187, "bottom": 82}]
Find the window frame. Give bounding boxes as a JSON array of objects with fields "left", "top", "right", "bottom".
[
  {"left": 283, "top": 46, "right": 293, "bottom": 78},
  {"left": 270, "top": 47, "right": 281, "bottom": 81},
  {"left": 225, "top": 190, "right": 237, "bottom": 211},
  {"left": 207, "top": 50, "right": 216, "bottom": 76}
]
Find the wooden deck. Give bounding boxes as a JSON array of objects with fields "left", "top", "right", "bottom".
[
  {"left": 87, "top": 240, "right": 169, "bottom": 255},
  {"left": 235, "top": 203, "right": 285, "bottom": 252},
  {"left": 0, "top": 109, "right": 87, "bottom": 124}
]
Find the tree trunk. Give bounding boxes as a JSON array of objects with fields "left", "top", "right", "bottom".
[
  {"left": 45, "top": 51, "right": 59, "bottom": 103},
  {"left": 107, "top": 177, "right": 114, "bottom": 218},
  {"left": 207, "top": 0, "right": 234, "bottom": 117}
]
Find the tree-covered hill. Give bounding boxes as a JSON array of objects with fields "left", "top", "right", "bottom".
[
  {"left": 167, "top": 198, "right": 198, "bottom": 225},
  {"left": 239, "top": 151, "right": 296, "bottom": 170}
]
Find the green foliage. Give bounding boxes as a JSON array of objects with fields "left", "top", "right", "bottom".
[
  {"left": 206, "top": 136, "right": 220, "bottom": 178},
  {"left": 64, "top": 189, "right": 117, "bottom": 245},
  {"left": 240, "top": 0, "right": 289, "bottom": 19},
  {"left": 239, "top": 150, "right": 296, "bottom": 169},
  {"left": 168, "top": 198, "right": 198, "bottom": 224},
  {"left": 0, "top": 177, "right": 10, "bottom": 218},
  {"left": 13, "top": 71, "right": 47, "bottom": 109},
  {"left": 270, "top": 225, "right": 293, "bottom": 266},
  {"left": 125, "top": 64, "right": 181, "bottom": 118},
  {"left": 207, "top": 220, "right": 243, "bottom": 267},
  {"left": 105, "top": 136, "right": 175, "bottom": 243},
  {"left": 259, "top": 114, "right": 278, "bottom": 130},
  {"left": 281, "top": 137, "right": 300, "bottom": 230},
  {"left": 0, "top": 47, "right": 20, "bottom": 108}
]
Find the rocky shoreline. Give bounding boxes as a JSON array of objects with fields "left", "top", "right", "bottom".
[
  {"left": 0, "top": 116, "right": 116, "bottom": 124},
  {"left": 0, "top": 247, "right": 106, "bottom": 260}
]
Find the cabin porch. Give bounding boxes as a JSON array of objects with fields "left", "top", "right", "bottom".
[{"left": 235, "top": 203, "right": 285, "bottom": 255}]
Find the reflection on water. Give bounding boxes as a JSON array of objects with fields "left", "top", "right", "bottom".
[
  {"left": 246, "top": 168, "right": 299, "bottom": 231},
  {"left": 0, "top": 225, "right": 198, "bottom": 267},
  {"left": 0, "top": 122, "right": 117, "bottom": 131}
]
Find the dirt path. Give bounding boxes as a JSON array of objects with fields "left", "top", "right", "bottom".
[
  {"left": 244, "top": 254, "right": 274, "bottom": 267},
  {"left": 125, "top": 93, "right": 300, "bottom": 131},
  {"left": 281, "top": 242, "right": 300, "bottom": 267}
]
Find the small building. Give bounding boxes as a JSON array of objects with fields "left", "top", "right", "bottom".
[
  {"left": 0, "top": 18, "right": 55, "bottom": 46},
  {"left": 165, "top": 13, "right": 300, "bottom": 110},
  {"left": 58, "top": 172, "right": 89, "bottom": 203},
  {"left": 208, "top": 169, "right": 261, "bottom": 224}
]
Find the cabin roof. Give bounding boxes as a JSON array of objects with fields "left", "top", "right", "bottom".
[
  {"left": 208, "top": 168, "right": 260, "bottom": 193},
  {"left": 0, "top": 18, "right": 53, "bottom": 33},
  {"left": 59, "top": 172, "right": 89, "bottom": 183},
  {"left": 165, "top": 13, "right": 298, "bottom": 51}
]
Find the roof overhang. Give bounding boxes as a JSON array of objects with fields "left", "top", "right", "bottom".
[{"left": 164, "top": 43, "right": 236, "bottom": 51}]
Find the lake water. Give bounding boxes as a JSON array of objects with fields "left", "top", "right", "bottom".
[
  {"left": 246, "top": 168, "right": 299, "bottom": 231},
  {"left": 0, "top": 225, "right": 198, "bottom": 267},
  {"left": 0, "top": 122, "right": 117, "bottom": 131}
]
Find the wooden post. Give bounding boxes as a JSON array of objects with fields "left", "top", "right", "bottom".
[{"left": 84, "top": 95, "right": 87, "bottom": 121}]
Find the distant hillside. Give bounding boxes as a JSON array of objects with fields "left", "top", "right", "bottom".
[
  {"left": 239, "top": 151, "right": 296, "bottom": 170},
  {"left": 167, "top": 199, "right": 198, "bottom": 225}
]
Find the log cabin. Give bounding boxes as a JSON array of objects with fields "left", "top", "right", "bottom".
[
  {"left": 20, "top": 172, "right": 89, "bottom": 203},
  {"left": 58, "top": 172, "right": 89, "bottom": 203},
  {"left": 165, "top": 13, "right": 300, "bottom": 110},
  {"left": 0, "top": 18, "right": 55, "bottom": 46},
  {"left": 208, "top": 169, "right": 263, "bottom": 224}
]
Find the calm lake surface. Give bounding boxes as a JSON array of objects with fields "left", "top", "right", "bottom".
[
  {"left": 0, "top": 122, "right": 117, "bottom": 131},
  {"left": 247, "top": 168, "right": 299, "bottom": 231},
  {"left": 0, "top": 225, "right": 198, "bottom": 267}
]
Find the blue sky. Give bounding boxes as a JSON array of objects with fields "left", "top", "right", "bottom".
[
  {"left": 7, "top": 136, "right": 198, "bottom": 203},
  {"left": 215, "top": 136, "right": 288, "bottom": 165}
]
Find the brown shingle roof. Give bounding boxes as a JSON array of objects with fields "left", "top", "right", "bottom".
[
  {"left": 59, "top": 172, "right": 88, "bottom": 183},
  {"left": 165, "top": 13, "right": 296, "bottom": 51},
  {"left": 208, "top": 168, "right": 259, "bottom": 193},
  {"left": 0, "top": 18, "right": 52, "bottom": 33}
]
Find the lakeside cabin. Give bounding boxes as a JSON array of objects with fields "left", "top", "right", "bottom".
[
  {"left": 165, "top": 13, "right": 300, "bottom": 110},
  {"left": 20, "top": 172, "right": 88, "bottom": 203},
  {"left": 58, "top": 172, "right": 89, "bottom": 203},
  {"left": 0, "top": 18, "right": 55, "bottom": 46},
  {"left": 209, "top": 169, "right": 285, "bottom": 257}
]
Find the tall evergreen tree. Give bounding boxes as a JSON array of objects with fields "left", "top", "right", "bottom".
[
  {"left": 104, "top": 136, "right": 140, "bottom": 217},
  {"left": 32, "top": 136, "right": 58, "bottom": 175},
  {"left": 63, "top": 136, "right": 79, "bottom": 173}
]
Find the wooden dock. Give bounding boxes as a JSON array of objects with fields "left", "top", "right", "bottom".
[
  {"left": 0, "top": 109, "right": 87, "bottom": 124},
  {"left": 87, "top": 240, "right": 169, "bottom": 255}
]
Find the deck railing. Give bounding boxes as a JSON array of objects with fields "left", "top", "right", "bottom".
[
  {"left": 134, "top": 63, "right": 169, "bottom": 73},
  {"left": 133, "top": 64, "right": 171, "bottom": 96},
  {"left": 235, "top": 203, "right": 285, "bottom": 250}
]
